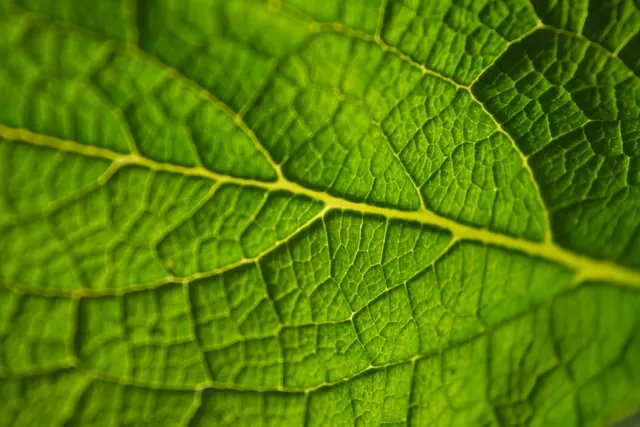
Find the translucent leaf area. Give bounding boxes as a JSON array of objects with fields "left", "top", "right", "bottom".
[{"left": 1, "top": 0, "right": 640, "bottom": 426}]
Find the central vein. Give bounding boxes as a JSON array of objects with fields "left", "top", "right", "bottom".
[{"left": 2, "top": 124, "right": 639, "bottom": 289}]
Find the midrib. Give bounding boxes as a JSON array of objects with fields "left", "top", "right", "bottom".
[{"left": 2, "top": 124, "right": 640, "bottom": 289}]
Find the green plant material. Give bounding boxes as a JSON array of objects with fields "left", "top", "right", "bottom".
[{"left": 1, "top": 0, "right": 640, "bottom": 425}]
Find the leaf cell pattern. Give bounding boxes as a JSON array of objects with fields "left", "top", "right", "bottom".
[{"left": 1, "top": 0, "right": 640, "bottom": 426}]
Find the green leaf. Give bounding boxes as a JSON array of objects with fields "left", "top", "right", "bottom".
[{"left": 1, "top": 0, "right": 639, "bottom": 426}]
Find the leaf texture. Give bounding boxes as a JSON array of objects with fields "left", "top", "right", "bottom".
[{"left": 1, "top": 0, "right": 640, "bottom": 426}]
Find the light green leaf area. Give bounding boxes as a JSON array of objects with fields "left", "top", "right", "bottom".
[{"left": 1, "top": 0, "right": 640, "bottom": 426}]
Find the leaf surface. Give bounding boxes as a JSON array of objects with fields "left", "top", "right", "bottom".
[{"left": 1, "top": 0, "right": 640, "bottom": 426}]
